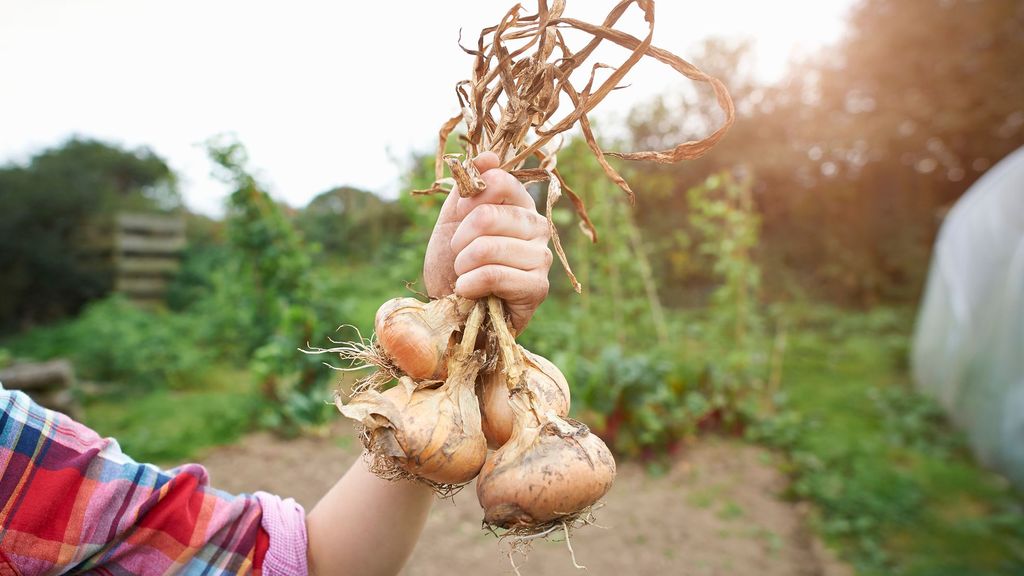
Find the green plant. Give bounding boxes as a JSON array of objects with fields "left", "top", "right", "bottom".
[
  {"left": 572, "top": 345, "right": 687, "bottom": 457},
  {"left": 748, "top": 309, "right": 1024, "bottom": 575},
  {"left": 685, "top": 170, "right": 771, "bottom": 430},
  {"left": 205, "top": 136, "right": 333, "bottom": 434},
  {"left": 2, "top": 296, "right": 210, "bottom": 389}
]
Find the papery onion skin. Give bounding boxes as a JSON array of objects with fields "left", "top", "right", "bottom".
[
  {"left": 384, "top": 384, "right": 488, "bottom": 484},
  {"left": 344, "top": 379, "right": 488, "bottom": 486},
  {"left": 476, "top": 416, "right": 616, "bottom": 528},
  {"left": 374, "top": 296, "right": 469, "bottom": 381},
  {"left": 479, "top": 347, "right": 570, "bottom": 449}
]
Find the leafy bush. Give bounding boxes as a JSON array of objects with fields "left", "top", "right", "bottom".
[
  {"left": 202, "top": 136, "right": 342, "bottom": 434},
  {"left": 748, "top": 310, "right": 1024, "bottom": 575},
  {"left": 571, "top": 345, "right": 701, "bottom": 458},
  {"left": 0, "top": 138, "right": 179, "bottom": 329},
  {"left": 2, "top": 297, "right": 210, "bottom": 389}
]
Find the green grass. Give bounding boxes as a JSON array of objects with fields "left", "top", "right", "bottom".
[
  {"left": 80, "top": 367, "right": 262, "bottom": 465},
  {"left": 752, "top": 308, "right": 1024, "bottom": 575}
]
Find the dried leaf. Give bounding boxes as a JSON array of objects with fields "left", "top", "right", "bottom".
[
  {"left": 545, "top": 167, "right": 581, "bottom": 293},
  {"left": 419, "top": 0, "right": 735, "bottom": 290}
]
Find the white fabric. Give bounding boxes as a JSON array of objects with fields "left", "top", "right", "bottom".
[{"left": 912, "top": 146, "right": 1024, "bottom": 489}]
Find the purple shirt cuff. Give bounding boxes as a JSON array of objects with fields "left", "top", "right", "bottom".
[{"left": 254, "top": 491, "right": 309, "bottom": 575}]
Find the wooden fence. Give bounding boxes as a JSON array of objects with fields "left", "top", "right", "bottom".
[{"left": 83, "top": 212, "right": 186, "bottom": 307}]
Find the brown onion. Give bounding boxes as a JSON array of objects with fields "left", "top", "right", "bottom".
[
  {"left": 479, "top": 347, "right": 570, "bottom": 449},
  {"left": 347, "top": 377, "right": 486, "bottom": 484},
  {"left": 374, "top": 295, "right": 473, "bottom": 381},
  {"left": 476, "top": 398, "right": 616, "bottom": 529},
  {"left": 338, "top": 300, "right": 488, "bottom": 486}
]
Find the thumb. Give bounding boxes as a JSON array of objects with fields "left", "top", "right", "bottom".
[{"left": 472, "top": 151, "right": 500, "bottom": 172}]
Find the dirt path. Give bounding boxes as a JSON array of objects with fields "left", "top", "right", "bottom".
[{"left": 199, "top": 423, "right": 852, "bottom": 576}]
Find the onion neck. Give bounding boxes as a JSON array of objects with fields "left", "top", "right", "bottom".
[
  {"left": 486, "top": 296, "right": 524, "bottom": 389},
  {"left": 442, "top": 300, "right": 487, "bottom": 393}
]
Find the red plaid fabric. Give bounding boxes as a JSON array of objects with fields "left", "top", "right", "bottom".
[{"left": 0, "top": 387, "right": 271, "bottom": 575}]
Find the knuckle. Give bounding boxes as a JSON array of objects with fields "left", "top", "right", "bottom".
[
  {"left": 482, "top": 265, "right": 505, "bottom": 287},
  {"left": 467, "top": 203, "right": 498, "bottom": 233},
  {"left": 482, "top": 203, "right": 504, "bottom": 228},
  {"left": 500, "top": 170, "right": 518, "bottom": 188},
  {"left": 529, "top": 211, "right": 550, "bottom": 236},
  {"left": 482, "top": 168, "right": 505, "bottom": 191},
  {"left": 541, "top": 221, "right": 552, "bottom": 240},
  {"left": 470, "top": 236, "right": 499, "bottom": 263},
  {"left": 540, "top": 245, "right": 554, "bottom": 267},
  {"left": 529, "top": 275, "right": 550, "bottom": 302}
]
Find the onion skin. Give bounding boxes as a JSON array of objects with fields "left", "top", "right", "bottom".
[
  {"left": 374, "top": 296, "right": 471, "bottom": 381},
  {"left": 476, "top": 410, "right": 616, "bottom": 529},
  {"left": 479, "top": 347, "right": 570, "bottom": 449},
  {"left": 341, "top": 373, "right": 488, "bottom": 485},
  {"left": 373, "top": 381, "right": 488, "bottom": 484}
]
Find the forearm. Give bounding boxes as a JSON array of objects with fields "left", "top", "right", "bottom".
[{"left": 306, "top": 455, "right": 434, "bottom": 576}]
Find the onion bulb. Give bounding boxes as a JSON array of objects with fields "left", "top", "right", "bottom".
[
  {"left": 341, "top": 376, "right": 486, "bottom": 484},
  {"left": 374, "top": 295, "right": 473, "bottom": 381},
  {"left": 476, "top": 397, "right": 616, "bottom": 529},
  {"left": 479, "top": 347, "right": 570, "bottom": 448},
  {"left": 339, "top": 301, "right": 488, "bottom": 486}
]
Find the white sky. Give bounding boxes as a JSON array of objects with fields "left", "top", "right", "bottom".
[{"left": 0, "top": 1, "right": 854, "bottom": 215}]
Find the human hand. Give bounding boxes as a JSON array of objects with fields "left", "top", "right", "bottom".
[{"left": 422, "top": 152, "right": 552, "bottom": 332}]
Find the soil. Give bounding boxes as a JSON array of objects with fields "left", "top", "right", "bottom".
[{"left": 199, "top": 422, "right": 852, "bottom": 576}]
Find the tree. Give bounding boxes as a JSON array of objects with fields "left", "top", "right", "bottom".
[
  {"left": 203, "top": 136, "right": 330, "bottom": 434},
  {"left": 0, "top": 138, "right": 179, "bottom": 330},
  {"left": 295, "top": 185, "right": 410, "bottom": 263},
  {"left": 619, "top": 0, "right": 1024, "bottom": 306},
  {"left": 791, "top": 0, "right": 1024, "bottom": 303}
]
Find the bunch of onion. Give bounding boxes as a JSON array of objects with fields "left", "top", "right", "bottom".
[
  {"left": 335, "top": 300, "right": 489, "bottom": 489},
  {"left": 475, "top": 298, "right": 616, "bottom": 536}
]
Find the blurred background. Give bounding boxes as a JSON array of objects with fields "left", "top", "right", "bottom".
[{"left": 1, "top": 1, "right": 1022, "bottom": 574}]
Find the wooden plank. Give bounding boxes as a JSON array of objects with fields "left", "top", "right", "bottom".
[
  {"left": 77, "top": 234, "right": 115, "bottom": 253},
  {"left": 0, "top": 360, "right": 76, "bottom": 391},
  {"left": 118, "top": 257, "right": 181, "bottom": 275},
  {"left": 131, "top": 298, "right": 167, "bottom": 310},
  {"left": 116, "top": 234, "right": 186, "bottom": 254},
  {"left": 115, "top": 276, "right": 170, "bottom": 293},
  {"left": 117, "top": 213, "right": 186, "bottom": 235}
]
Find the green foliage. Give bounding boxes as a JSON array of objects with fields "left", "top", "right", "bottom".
[
  {"left": 685, "top": 171, "right": 770, "bottom": 427},
  {"left": 203, "top": 136, "right": 332, "bottom": 434},
  {"left": 2, "top": 297, "right": 210, "bottom": 389},
  {"left": 0, "top": 138, "right": 179, "bottom": 329},
  {"left": 748, "top": 308, "right": 1024, "bottom": 575},
  {"left": 525, "top": 151, "right": 772, "bottom": 456},
  {"left": 165, "top": 213, "right": 232, "bottom": 312},
  {"left": 572, "top": 345, "right": 696, "bottom": 457},
  {"left": 82, "top": 372, "right": 261, "bottom": 463},
  {"left": 296, "top": 186, "right": 411, "bottom": 266}
]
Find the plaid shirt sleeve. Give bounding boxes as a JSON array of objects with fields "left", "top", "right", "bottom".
[{"left": 0, "top": 385, "right": 305, "bottom": 576}]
